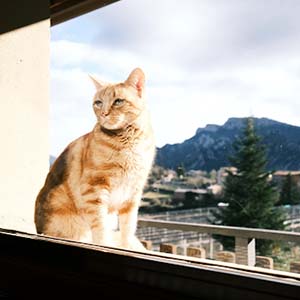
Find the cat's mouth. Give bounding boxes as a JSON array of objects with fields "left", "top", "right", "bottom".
[
  {"left": 100, "top": 125, "right": 129, "bottom": 136},
  {"left": 99, "top": 115, "right": 131, "bottom": 136},
  {"left": 100, "top": 120, "right": 125, "bottom": 131},
  {"left": 100, "top": 114, "right": 126, "bottom": 130}
]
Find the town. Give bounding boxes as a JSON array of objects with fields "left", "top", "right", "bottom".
[{"left": 141, "top": 165, "right": 300, "bottom": 214}]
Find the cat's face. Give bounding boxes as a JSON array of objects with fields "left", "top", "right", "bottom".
[{"left": 91, "top": 68, "right": 146, "bottom": 131}]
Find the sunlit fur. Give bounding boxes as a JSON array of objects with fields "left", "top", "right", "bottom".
[{"left": 34, "top": 68, "right": 156, "bottom": 250}]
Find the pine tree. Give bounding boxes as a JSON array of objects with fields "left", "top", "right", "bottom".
[{"left": 213, "top": 118, "right": 286, "bottom": 255}]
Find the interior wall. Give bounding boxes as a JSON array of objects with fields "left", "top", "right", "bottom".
[{"left": 0, "top": 0, "right": 50, "bottom": 232}]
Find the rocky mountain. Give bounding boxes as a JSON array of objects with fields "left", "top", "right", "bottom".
[{"left": 156, "top": 117, "right": 300, "bottom": 171}]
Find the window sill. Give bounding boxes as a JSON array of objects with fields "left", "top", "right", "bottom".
[{"left": 0, "top": 228, "right": 299, "bottom": 299}]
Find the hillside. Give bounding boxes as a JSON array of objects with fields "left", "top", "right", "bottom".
[{"left": 156, "top": 117, "right": 300, "bottom": 171}]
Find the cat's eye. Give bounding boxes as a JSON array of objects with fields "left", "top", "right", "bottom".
[
  {"left": 113, "top": 98, "right": 125, "bottom": 106},
  {"left": 94, "top": 100, "right": 103, "bottom": 107}
]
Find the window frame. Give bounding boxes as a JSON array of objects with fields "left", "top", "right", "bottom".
[
  {"left": 1, "top": 228, "right": 300, "bottom": 299},
  {"left": 2, "top": 2, "right": 299, "bottom": 298}
]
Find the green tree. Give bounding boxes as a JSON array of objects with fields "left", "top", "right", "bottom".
[
  {"left": 279, "top": 173, "right": 300, "bottom": 205},
  {"left": 176, "top": 163, "right": 185, "bottom": 179},
  {"left": 213, "top": 118, "right": 286, "bottom": 255}
]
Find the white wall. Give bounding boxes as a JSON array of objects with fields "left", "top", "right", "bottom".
[{"left": 0, "top": 7, "right": 50, "bottom": 232}]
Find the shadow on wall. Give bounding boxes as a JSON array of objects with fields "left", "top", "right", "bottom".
[{"left": 0, "top": 0, "right": 49, "bottom": 35}]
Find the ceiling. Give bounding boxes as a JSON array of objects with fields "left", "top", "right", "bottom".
[{"left": 50, "top": 0, "right": 118, "bottom": 26}]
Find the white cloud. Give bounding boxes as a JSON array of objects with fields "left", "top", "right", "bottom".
[
  {"left": 50, "top": 0, "right": 300, "bottom": 155},
  {"left": 50, "top": 67, "right": 95, "bottom": 154}
]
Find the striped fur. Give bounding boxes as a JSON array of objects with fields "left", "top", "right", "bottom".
[{"left": 34, "top": 68, "right": 155, "bottom": 249}]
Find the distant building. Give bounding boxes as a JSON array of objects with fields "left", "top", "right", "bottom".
[
  {"left": 207, "top": 184, "right": 223, "bottom": 195},
  {"left": 174, "top": 188, "right": 207, "bottom": 201},
  {"left": 186, "top": 170, "right": 207, "bottom": 177},
  {"left": 217, "top": 167, "right": 237, "bottom": 185},
  {"left": 161, "top": 170, "right": 176, "bottom": 183},
  {"left": 272, "top": 171, "right": 300, "bottom": 187}
]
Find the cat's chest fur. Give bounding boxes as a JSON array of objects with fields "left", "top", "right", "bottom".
[
  {"left": 89, "top": 134, "right": 155, "bottom": 210},
  {"left": 117, "top": 139, "right": 154, "bottom": 170},
  {"left": 109, "top": 141, "right": 154, "bottom": 204}
]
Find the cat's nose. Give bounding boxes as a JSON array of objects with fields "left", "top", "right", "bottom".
[{"left": 101, "top": 111, "right": 109, "bottom": 117}]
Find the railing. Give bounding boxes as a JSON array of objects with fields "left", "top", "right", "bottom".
[
  {"left": 138, "top": 218, "right": 300, "bottom": 266},
  {"left": 285, "top": 218, "right": 300, "bottom": 230}
]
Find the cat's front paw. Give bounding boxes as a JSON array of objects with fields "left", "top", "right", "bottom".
[
  {"left": 93, "top": 234, "right": 115, "bottom": 248},
  {"left": 121, "top": 236, "right": 147, "bottom": 252}
]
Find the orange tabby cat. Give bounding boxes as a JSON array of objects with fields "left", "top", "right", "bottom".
[{"left": 34, "top": 68, "right": 155, "bottom": 250}]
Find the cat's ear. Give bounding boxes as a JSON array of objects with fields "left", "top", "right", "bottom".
[
  {"left": 89, "top": 75, "right": 106, "bottom": 90},
  {"left": 125, "top": 68, "right": 145, "bottom": 97}
]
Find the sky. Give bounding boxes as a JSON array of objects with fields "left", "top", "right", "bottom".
[{"left": 50, "top": 0, "right": 300, "bottom": 156}]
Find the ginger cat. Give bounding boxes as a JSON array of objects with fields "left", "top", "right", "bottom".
[{"left": 35, "top": 68, "right": 155, "bottom": 250}]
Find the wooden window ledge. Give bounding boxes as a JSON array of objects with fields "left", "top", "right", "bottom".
[{"left": 0, "top": 228, "right": 300, "bottom": 299}]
